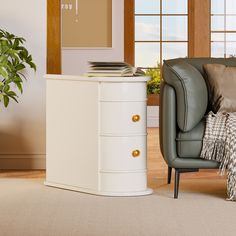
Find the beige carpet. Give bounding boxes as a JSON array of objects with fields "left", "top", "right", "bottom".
[{"left": 0, "top": 178, "right": 236, "bottom": 236}]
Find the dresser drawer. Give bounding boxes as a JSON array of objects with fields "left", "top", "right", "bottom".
[
  {"left": 100, "top": 136, "right": 146, "bottom": 171},
  {"left": 100, "top": 82, "right": 147, "bottom": 101},
  {"left": 100, "top": 102, "right": 146, "bottom": 135},
  {"left": 100, "top": 171, "right": 147, "bottom": 192}
]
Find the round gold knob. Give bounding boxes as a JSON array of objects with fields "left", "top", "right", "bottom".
[
  {"left": 132, "top": 150, "right": 140, "bottom": 158},
  {"left": 132, "top": 115, "right": 140, "bottom": 122}
]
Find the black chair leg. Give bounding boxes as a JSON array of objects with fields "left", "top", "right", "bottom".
[
  {"left": 174, "top": 169, "right": 180, "bottom": 199},
  {"left": 167, "top": 166, "right": 172, "bottom": 184},
  {"left": 173, "top": 168, "right": 199, "bottom": 199}
]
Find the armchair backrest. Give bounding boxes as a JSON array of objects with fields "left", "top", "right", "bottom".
[
  {"left": 162, "top": 58, "right": 236, "bottom": 132},
  {"left": 177, "top": 58, "right": 236, "bottom": 75}
]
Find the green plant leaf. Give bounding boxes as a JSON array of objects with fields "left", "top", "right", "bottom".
[
  {"left": 13, "top": 38, "right": 19, "bottom": 49},
  {"left": 0, "top": 55, "right": 8, "bottom": 64},
  {"left": 7, "top": 91, "right": 18, "bottom": 103},
  {"left": 0, "top": 66, "right": 8, "bottom": 78},
  {"left": 4, "top": 79, "right": 13, "bottom": 85},
  {"left": 17, "top": 37, "right": 25, "bottom": 44},
  {"left": 3, "top": 84, "right": 10, "bottom": 92},
  {"left": 145, "top": 64, "right": 161, "bottom": 95},
  {"left": 27, "top": 55, "right": 32, "bottom": 61},
  {"left": 15, "top": 82, "right": 23, "bottom": 93},
  {"left": 3, "top": 95, "right": 9, "bottom": 107},
  {"left": 6, "top": 90, "right": 17, "bottom": 96},
  {"left": 13, "top": 75, "right": 23, "bottom": 83},
  {"left": 28, "top": 61, "right": 36, "bottom": 71},
  {"left": 0, "top": 29, "right": 36, "bottom": 107},
  {"left": 15, "top": 63, "right": 25, "bottom": 71}
]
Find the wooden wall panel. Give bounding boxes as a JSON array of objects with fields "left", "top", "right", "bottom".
[
  {"left": 124, "top": 0, "right": 134, "bottom": 65},
  {"left": 188, "top": 0, "right": 211, "bottom": 57},
  {"left": 47, "top": 0, "right": 61, "bottom": 74}
]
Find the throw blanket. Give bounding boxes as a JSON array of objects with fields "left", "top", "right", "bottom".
[{"left": 200, "top": 111, "right": 236, "bottom": 201}]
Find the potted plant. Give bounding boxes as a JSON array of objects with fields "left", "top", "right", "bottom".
[
  {"left": 145, "top": 64, "right": 161, "bottom": 106},
  {"left": 0, "top": 29, "right": 36, "bottom": 107}
]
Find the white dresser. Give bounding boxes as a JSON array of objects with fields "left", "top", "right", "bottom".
[{"left": 45, "top": 75, "right": 152, "bottom": 196}]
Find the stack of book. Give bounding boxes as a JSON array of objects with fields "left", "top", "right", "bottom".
[{"left": 86, "top": 62, "right": 144, "bottom": 77}]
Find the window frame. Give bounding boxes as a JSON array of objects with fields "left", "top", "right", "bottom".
[
  {"left": 211, "top": 0, "right": 236, "bottom": 58},
  {"left": 47, "top": 0, "right": 61, "bottom": 74},
  {"left": 135, "top": 2, "right": 188, "bottom": 69},
  {"left": 124, "top": 0, "right": 211, "bottom": 65}
]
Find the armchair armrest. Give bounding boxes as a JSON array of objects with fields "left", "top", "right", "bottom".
[{"left": 160, "top": 82, "right": 177, "bottom": 166}]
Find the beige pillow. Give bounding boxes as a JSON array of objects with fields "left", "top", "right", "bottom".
[{"left": 203, "top": 64, "right": 236, "bottom": 113}]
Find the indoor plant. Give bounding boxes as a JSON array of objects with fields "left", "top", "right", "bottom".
[
  {"left": 145, "top": 63, "right": 161, "bottom": 106},
  {"left": 0, "top": 29, "right": 36, "bottom": 107}
]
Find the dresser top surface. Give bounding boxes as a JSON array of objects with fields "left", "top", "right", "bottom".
[{"left": 45, "top": 74, "right": 151, "bottom": 82}]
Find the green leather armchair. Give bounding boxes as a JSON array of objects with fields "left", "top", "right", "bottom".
[{"left": 160, "top": 58, "right": 236, "bottom": 198}]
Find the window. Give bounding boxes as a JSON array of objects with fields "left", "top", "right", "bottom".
[
  {"left": 134, "top": 0, "right": 188, "bottom": 70},
  {"left": 211, "top": 0, "right": 236, "bottom": 57}
]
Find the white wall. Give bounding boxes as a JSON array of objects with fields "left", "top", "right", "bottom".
[
  {"left": 0, "top": 0, "right": 46, "bottom": 168},
  {"left": 0, "top": 0, "right": 123, "bottom": 169},
  {"left": 62, "top": 0, "right": 124, "bottom": 75}
]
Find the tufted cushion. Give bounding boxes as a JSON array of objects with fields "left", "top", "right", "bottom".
[{"left": 163, "top": 59, "right": 208, "bottom": 132}]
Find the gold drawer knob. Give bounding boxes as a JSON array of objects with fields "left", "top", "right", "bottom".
[
  {"left": 132, "top": 115, "right": 140, "bottom": 122},
  {"left": 132, "top": 150, "right": 140, "bottom": 158}
]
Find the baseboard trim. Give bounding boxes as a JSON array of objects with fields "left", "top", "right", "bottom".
[{"left": 0, "top": 155, "right": 46, "bottom": 169}]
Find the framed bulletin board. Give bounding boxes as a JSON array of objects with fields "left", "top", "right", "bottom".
[{"left": 61, "top": 0, "right": 112, "bottom": 48}]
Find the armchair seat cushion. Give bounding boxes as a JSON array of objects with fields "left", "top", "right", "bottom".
[{"left": 176, "top": 120, "right": 205, "bottom": 158}]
